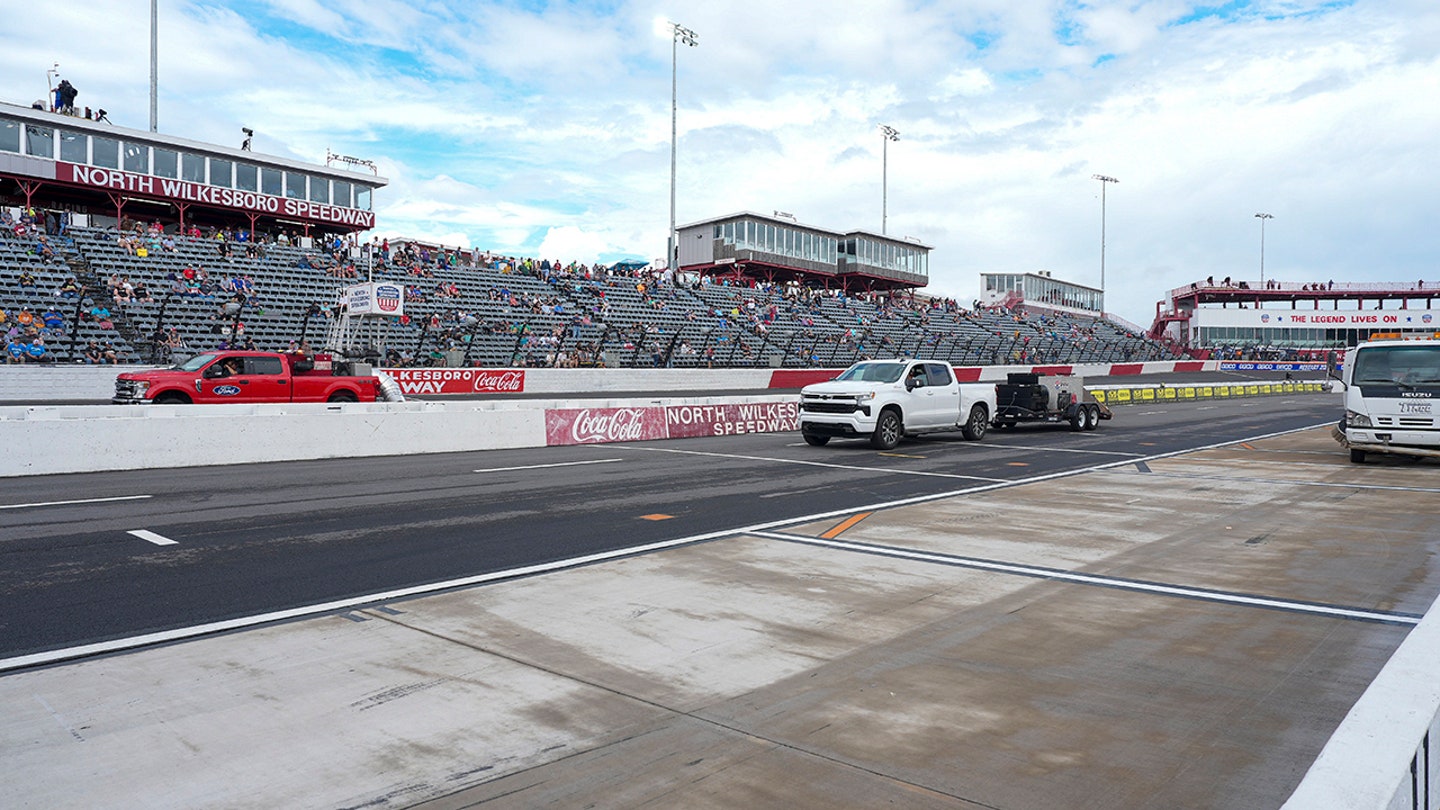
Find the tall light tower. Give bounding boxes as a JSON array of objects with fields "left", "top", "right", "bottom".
[
  {"left": 879, "top": 125, "right": 899, "bottom": 234},
  {"left": 1092, "top": 174, "right": 1118, "bottom": 291},
  {"left": 665, "top": 20, "right": 697, "bottom": 271},
  {"left": 1255, "top": 212, "right": 1273, "bottom": 286}
]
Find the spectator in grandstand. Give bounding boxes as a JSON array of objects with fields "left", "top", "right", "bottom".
[
  {"left": 6, "top": 336, "right": 26, "bottom": 364},
  {"left": 57, "top": 277, "right": 82, "bottom": 298},
  {"left": 17, "top": 271, "right": 35, "bottom": 288},
  {"left": 83, "top": 339, "right": 102, "bottom": 364},
  {"left": 41, "top": 307, "right": 64, "bottom": 330}
]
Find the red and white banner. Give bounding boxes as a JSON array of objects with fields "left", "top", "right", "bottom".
[
  {"left": 387, "top": 368, "right": 525, "bottom": 396},
  {"left": 664, "top": 402, "right": 799, "bottom": 438},
  {"left": 56, "top": 162, "right": 376, "bottom": 229},
  {"left": 543, "top": 400, "right": 799, "bottom": 446},
  {"left": 545, "top": 407, "right": 668, "bottom": 445}
]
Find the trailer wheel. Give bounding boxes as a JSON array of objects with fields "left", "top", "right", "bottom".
[
  {"left": 1349, "top": 449, "right": 1367, "bottom": 464},
  {"left": 803, "top": 433, "right": 830, "bottom": 447},
  {"left": 1084, "top": 404, "right": 1100, "bottom": 431},
  {"left": 1069, "top": 407, "right": 1085, "bottom": 431},
  {"left": 871, "top": 409, "right": 903, "bottom": 450},
  {"left": 961, "top": 404, "right": 988, "bottom": 441}
]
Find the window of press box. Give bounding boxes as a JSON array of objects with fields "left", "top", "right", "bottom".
[
  {"left": 261, "top": 167, "right": 282, "bottom": 196},
  {"left": 92, "top": 136, "right": 120, "bottom": 169},
  {"left": 209, "top": 158, "right": 233, "bottom": 188},
  {"left": 25, "top": 125, "right": 54, "bottom": 158},
  {"left": 0, "top": 117, "right": 20, "bottom": 153},
  {"left": 182, "top": 153, "right": 205, "bottom": 183},
  {"left": 235, "top": 163, "right": 258, "bottom": 192},
  {"left": 153, "top": 148, "right": 178, "bottom": 179},
  {"left": 308, "top": 177, "right": 329, "bottom": 203},
  {"left": 284, "top": 171, "right": 306, "bottom": 199},
  {"left": 59, "top": 130, "right": 86, "bottom": 163},
  {"left": 123, "top": 143, "right": 148, "bottom": 174}
]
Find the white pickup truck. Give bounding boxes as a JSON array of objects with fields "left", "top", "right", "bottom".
[{"left": 798, "top": 359, "right": 998, "bottom": 449}]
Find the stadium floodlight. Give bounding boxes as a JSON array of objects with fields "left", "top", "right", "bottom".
[
  {"left": 1255, "top": 213, "right": 1274, "bottom": 286},
  {"left": 1092, "top": 174, "right": 1119, "bottom": 292},
  {"left": 662, "top": 19, "right": 697, "bottom": 273},
  {"left": 880, "top": 125, "right": 899, "bottom": 234}
]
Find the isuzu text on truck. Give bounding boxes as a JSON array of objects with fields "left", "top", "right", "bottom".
[
  {"left": 798, "top": 359, "right": 997, "bottom": 449},
  {"left": 114, "top": 351, "right": 400, "bottom": 404},
  {"left": 1333, "top": 336, "right": 1440, "bottom": 463}
]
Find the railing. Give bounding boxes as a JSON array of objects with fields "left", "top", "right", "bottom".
[{"left": 1167, "top": 279, "right": 1440, "bottom": 301}]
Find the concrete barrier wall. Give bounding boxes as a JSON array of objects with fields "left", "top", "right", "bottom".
[
  {"left": 1281, "top": 593, "right": 1440, "bottom": 810},
  {"left": 0, "top": 395, "right": 800, "bottom": 477}
]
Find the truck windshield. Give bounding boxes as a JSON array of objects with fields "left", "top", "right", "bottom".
[
  {"left": 1353, "top": 346, "right": 1440, "bottom": 387},
  {"left": 835, "top": 362, "right": 906, "bottom": 384},
  {"left": 175, "top": 354, "right": 218, "bottom": 372}
]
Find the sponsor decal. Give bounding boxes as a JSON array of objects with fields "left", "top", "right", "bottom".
[
  {"left": 386, "top": 368, "right": 525, "bottom": 395},
  {"left": 664, "top": 402, "right": 799, "bottom": 438},
  {"left": 375, "top": 284, "right": 402, "bottom": 313},
  {"left": 214, "top": 385, "right": 242, "bottom": 396},
  {"left": 545, "top": 407, "right": 667, "bottom": 445}
]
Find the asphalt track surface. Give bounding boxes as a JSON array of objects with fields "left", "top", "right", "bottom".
[{"left": 0, "top": 393, "right": 1341, "bottom": 667}]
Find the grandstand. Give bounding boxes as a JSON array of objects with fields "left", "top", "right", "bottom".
[
  {"left": 1151, "top": 278, "right": 1440, "bottom": 359},
  {"left": 1, "top": 221, "right": 1178, "bottom": 368},
  {"left": 1, "top": 101, "right": 1177, "bottom": 369}
]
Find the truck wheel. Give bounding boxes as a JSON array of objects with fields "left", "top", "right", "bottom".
[
  {"left": 803, "top": 433, "right": 830, "bottom": 447},
  {"left": 1349, "top": 449, "right": 1367, "bottom": 464},
  {"left": 1084, "top": 404, "right": 1100, "bottom": 431},
  {"left": 871, "top": 409, "right": 903, "bottom": 450},
  {"left": 961, "top": 404, "right": 988, "bottom": 441},
  {"left": 328, "top": 391, "right": 358, "bottom": 403},
  {"left": 153, "top": 393, "right": 188, "bottom": 404}
]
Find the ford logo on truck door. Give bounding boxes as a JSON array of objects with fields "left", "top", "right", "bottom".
[{"left": 214, "top": 385, "right": 242, "bottom": 396}]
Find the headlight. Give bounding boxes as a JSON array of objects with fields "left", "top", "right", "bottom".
[
  {"left": 1345, "top": 409, "right": 1371, "bottom": 428},
  {"left": 855, "top": 392, "right": 876, "bottom": 403}
]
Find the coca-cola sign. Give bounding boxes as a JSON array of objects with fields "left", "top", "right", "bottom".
[
  {"left": 385, "top": 368, "right": 525, "bottom": 395},
  {"left": 545, "top": 407, "right": 667, "bottom": 446}
]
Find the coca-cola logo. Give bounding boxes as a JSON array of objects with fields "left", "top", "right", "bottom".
[
  {"left": 571, "top": 408, "right": 651, "bottom": 443},
  {"left": 472, "top": 370, "right": 525, "bottom": 393}
]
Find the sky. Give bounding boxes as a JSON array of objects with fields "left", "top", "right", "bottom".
[{"left": 4, "top": 0, "right": 1438, "bottom": 325}]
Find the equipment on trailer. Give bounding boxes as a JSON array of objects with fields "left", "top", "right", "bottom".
[{"left": 994, "top": 373, "right": 1112, "bottom": 431}]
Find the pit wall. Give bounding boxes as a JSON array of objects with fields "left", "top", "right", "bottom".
[{"left": 1281, "top": 592, "right": 1440, "bottom": 810}]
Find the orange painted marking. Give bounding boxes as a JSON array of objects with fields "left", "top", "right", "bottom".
[
  {"left": 1006, "top": 462, "right": 1030, "bottom": 467},
  {"left": 1240, "top": 442, "right": 1257, "bottom": 450},
  {"left": 639, "top": 514, "right": 674, "bottom": 521},
  {"left": 821, "top": 511, "right": 873, "bottom": 539}
]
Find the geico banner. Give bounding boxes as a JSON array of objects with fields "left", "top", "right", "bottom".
[
  {"left": 664, "top": 402, "right": 799, "bottom": 438},
  {"left": 545, "top": 407, "right": 668, "bottom": 445},
  {"left": 385, "top": 368, "right": 525, "bottom": 395}
]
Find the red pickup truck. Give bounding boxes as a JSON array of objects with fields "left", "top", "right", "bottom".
[{"left": 114, "top": 351, "right": 382, "bottom": 404}]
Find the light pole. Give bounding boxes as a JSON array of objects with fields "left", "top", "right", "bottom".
[
  {"left": 665, "top": 21, "right": 697, "bottom": 274},
  {"left": 1255, "top": 212, "right": 1273, "bottom": 286},
  {"left": 880, "top": 125, "right": 899, "bottom": 234},
  {"left": 1092, "top": 174, "right": 1118, "bottom": 292}
]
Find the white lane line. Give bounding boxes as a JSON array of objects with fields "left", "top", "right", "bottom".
[
  {"left": 969, "top": 442, "right": 1145, "bottom": 457},
  {"left": 597, "top": 445, "right": 1007, "bottom": 481},
  {"left": 0, "top": 421, "right": 1336, "bottom": 675},
  {"left": 1133, "top": 470, "right": 1440, "bottom": 495},
  {"left": 126, "top": 529, "right": 178, "bottom": 546},
  {"left": 474, "top": 459, "right": 623, "bottom": 474},
  {"left": 0, "top": 495, "right": 153, "bottom": 511},
  {"left": 747, "top": 530, "right": 1418, "bottom": 626}
]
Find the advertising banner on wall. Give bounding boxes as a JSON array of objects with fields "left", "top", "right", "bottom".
[
  {"left": 386, "top": 368, "right": 525, "bottom": 396},
  {"left": 543, "top": 400, "right": 800, "bottom": 446},
  {"left": 342, "top": 282, "right": 404, "bottom": 317}
]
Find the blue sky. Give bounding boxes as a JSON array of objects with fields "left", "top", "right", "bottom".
[{"left": 4, "top": 0, "right": 1437, "bottom": 325}]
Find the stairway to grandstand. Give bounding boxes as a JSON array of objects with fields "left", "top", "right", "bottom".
[{"left": 0, "top": 226, "right": 1179, "bottom": 368}]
